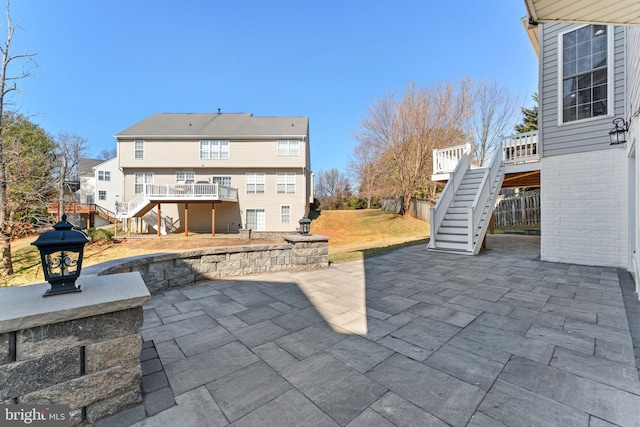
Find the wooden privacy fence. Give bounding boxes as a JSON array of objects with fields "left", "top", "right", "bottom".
[
  {"left": 493, "top": 190, "right": 540, "bottom": 227},
  {"left": 381, "top": 198, "right": 432, "bottom": 222}
]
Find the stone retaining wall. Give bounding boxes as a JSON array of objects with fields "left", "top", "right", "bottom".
[
  {"left": 90, "top": 234, "right": 329, "bottom": 294},
  {"left": 0, "top": 273, "right": 150, "bottom": 426}
]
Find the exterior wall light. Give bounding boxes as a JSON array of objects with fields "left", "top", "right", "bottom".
[
  {"left": 609, "top": 118, "right": 629, "bottom": 145},
  {"left": 31, "top": 214, "right": 91, "bottom": 297},
  {"left": 299, "top": 216, "right": 311, "bottom": 236}
]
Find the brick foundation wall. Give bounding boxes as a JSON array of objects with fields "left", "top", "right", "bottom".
[{"left": 541, "top": 148, "right": 628, "bottom": 268}]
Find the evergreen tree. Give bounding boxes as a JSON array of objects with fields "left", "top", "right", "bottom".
[{"left": 514, "top": 93, "right": 538, "bottom": 133}]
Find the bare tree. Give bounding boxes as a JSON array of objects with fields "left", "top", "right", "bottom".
[
  {"left": 348, "top": 138, "right": 380, "bottom": 209},
  {"left": 468, "top": 80, "right": 520, "bottom": 166},
  {"left": 314, "top": 169, "right": 350, "bottom": 210},
  {"left": 98, "top": 146, "right": 117, "bottom": 160},
  {"left": 353, "top": 81, "right": 474, "bottom": 215},
  {"left": 0, "top": 1, "right": 36, "bottom": 275},
  {"left": 54, "top": 132, "right": 87, "bottom": 220}
]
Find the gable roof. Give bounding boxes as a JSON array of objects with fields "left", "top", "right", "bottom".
[
  {"left": 115, "top": 113, "right": 309, "bottom": 139},
  {"left": 78, "top": 158, "right": 103, "bottom": 176}
]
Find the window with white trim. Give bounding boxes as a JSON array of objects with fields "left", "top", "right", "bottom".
[
  {"left": 561, "top": 25, "right": 609, "bottom": 123},
  {"left": 176, "top": 171, "right": 195, "bottom": 183},
  {"left": 277, "top": 140, "right": 300, "bottom": 156},
  {"left": 98, "top": 190, "right": 107, "bottom": 201},
  {"left": 212, "top": 176, "right": 232, "bottom": 187},
  {"left": 281, "top": 205, "right": 291, "bottom": 224},
  {"left": 134, "top": 172, "right": 153, "bottom": 194},
  {"left": 276, "top": 172, "right": 296, "bottom": 194},
  {"left": 134, "top": 140, "right": 144, "bottom": 159},
  {"left": 98, "top": 171, "right": 111, "bottom": 181},
  {"left": 200, "top": 140, "right": 229, "bottom": 159},
  {"left": 246, "top": 209, "right": 266, "bottom": 231},
  {"left": 246, "top": 173, "right": 265, "bottom": 194}
]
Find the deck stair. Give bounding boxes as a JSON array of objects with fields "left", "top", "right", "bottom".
[{"left": 429, "top": 151, "right": 505, "bottom": 255}]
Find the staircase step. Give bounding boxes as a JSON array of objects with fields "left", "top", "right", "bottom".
[
  {"left": 441, "top": 219, "right": 467, "bottom": 227},
  {"left": 431, "top": 240, "right": 471, "bottom": 251},
  {"left": 444, "top": 212, "right": 467, "bottom": 220},
  {"left": 457, "top": 188, "right": 478, "bottom": 196},
  {"left": 447, "top": 207, "right": 468, "bottom": 214},
  {"left": 438, "top": 225, "right": 467, "bottom": 234},
  {"left": 435, "top": 233, "right": 467, "bottom": 243}
]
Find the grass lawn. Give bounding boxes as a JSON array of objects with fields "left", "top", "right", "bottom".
[
  {"left": 2, "top": 209, "right": 429, "bottom": 287},
  {"left": 310, "top": 209, "right": 430, "bottom": 263}
]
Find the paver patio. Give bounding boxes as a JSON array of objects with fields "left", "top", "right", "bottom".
[{"left": 98, "top": 235, "right": 640, "bottom": 427}]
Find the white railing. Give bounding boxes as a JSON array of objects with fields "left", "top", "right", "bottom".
[
  {"left": 433, "top": 143, "right": 471, "bottom": 175},
  {"left": 501, "top": 131, "right": 539, "bottom": 165},
  {"left": 430, "top": 153, "right": 470, "bottom": 248},
  {"left": 468, "top": 151, "right": 505, "bottom": 254},
  {"left": 116, "top": 183, "right": 239, "bottom": 217}
]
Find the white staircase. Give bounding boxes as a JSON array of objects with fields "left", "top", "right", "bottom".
[{"left": 429, "top": 151, "right": 505, "bottom": 255}]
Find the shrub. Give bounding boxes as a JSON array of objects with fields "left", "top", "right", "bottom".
[{"left": 86, "top": 227, "right": 114, "bottom": 244}]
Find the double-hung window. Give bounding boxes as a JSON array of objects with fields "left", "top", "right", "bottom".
[
  {"left": 276, "top": 172, "right": 296, "bottom": 194},
  {"left": 98, "top": 190, "right": 107, "bottom": 201},
  {"left": 281, "top": 206, "right": 291, "bottom": 224},
  {"left": 176, "top": 171, "right": 195, "bottom": 183},
  {"left": 277, "top": 140, "right": 299, "bottom": 156},
  {"left": 200, "top": 140, "right": 229, "bottom": 159},
  {"left": 561, "top": 25, "right": 610, "bottom": 123},
  {"left": 134, "top": 172, "right": 153, "bottom": 194},
  {"left": 212, "top": 176, "right": 232, "bottom": 187},
  {"left": 98, "top": 171, "right": 111, "bottom": 181},
  {"left": 246, "top": 173, "right": 265, "bottom": 194},
  {"left": 134, "top": 140, "right": 144, "bottom": 159}
]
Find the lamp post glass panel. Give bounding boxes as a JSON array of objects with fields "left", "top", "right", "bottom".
[
  {"left": 299, "top": 216, "right": 311, "bottom": 235},
  {"left": 31, "top": 214, "right": 90, "bottom": 297}
]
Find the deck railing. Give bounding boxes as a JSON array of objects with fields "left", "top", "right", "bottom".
[
  {"left": 433, "top": 143, "right": 471, "bottom": 175},
  {"left": 116, "top": 183, "right": 239, "bottom": 217},
  {"left": 501, "top": 131, "right": 539, "bottom": 165}
]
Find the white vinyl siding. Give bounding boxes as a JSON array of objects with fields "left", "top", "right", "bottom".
[
  {"left": 134, "top": 172, "right": 153, "bottom": 194},
  {"left": 246, "top": 209, "right": 266, "bottom": 231},
  {"left": 277, "top": 140, "right": 299, "bottom": 156},
  {"left": 559, "top": 24, "right": 611, "bottom": 123},
  {"left": 280, "top": 205, "right": 291, "bottom": 224},
  {"left": 134, "top": 140, "right": 144, "bottom": 159},
  {"left": 212, "top": 176, "right": 232, "bottom": 187},
  {"left": 276, "top": 172, "right": 296, "bottom": 194},
  {"left": 176, "top": 171, "right": 195, "bottom": 183},
  {"left": 246, "top": 173, "right": 265, "bottom": 194},
  {"left": 200, "top": 140, "right": 229, "bottom": 159}
]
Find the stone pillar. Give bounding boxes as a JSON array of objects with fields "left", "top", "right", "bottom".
[
  {"left": 284, "top": 234, "right": 330, "bottom": 270},
  {"left": 0, "top": 272, "right": 150, "bottom": 426}
]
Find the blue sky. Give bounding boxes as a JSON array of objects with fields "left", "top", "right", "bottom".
[{"left": 10, "top": 1, "right": 537, "bottom": 175}]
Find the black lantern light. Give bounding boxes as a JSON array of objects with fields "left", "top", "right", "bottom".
[
  {"left": 609, "top": 118, "right": 629, "bottom": 145},
  {"left": 299, "top": 216, "right": 311, "bottom": 236},
  {"left": 31, "top": 214, "right": 90, "bottom": 297}
]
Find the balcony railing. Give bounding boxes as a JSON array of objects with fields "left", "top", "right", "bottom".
[
  {"left": 432, "top": 131, "right": 540, "bottom": 175},
  {"left": 116, "top": 183, "right": 239, "bottom": 217},
  {"left": 433, "top": 143, "right": 471, "bottom": 175}
]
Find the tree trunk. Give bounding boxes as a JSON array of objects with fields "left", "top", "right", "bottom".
[{"left": 1, "top": 232, "right": 11, "bottom": 275}]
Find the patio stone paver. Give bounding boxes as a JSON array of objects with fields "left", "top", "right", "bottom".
[{"left": 100, "top": 235, "right": 640, "bottom": 426}]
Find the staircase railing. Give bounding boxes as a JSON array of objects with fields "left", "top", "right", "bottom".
[
  {"left": 430, "top": 153, "right": 470, "bottom": 248},
  {"left": 502, "top": 131, "right": 539, "bottom": 165},
  {"left": 467, "top": 151, "right": 505, "bottom": 254}
]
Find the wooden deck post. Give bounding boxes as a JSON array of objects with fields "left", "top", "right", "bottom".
[
  {"left": 184, "top": 203, "right": 189, "bottom": 237},
  {"left": 157, "top": 203, "right": 162, "bottom": 237},
  {"left": 127, "top": 218, "right": 131, "bottom": 237},
  {"left": 211, "top": 203, "right": 216, "bottom": 237}
]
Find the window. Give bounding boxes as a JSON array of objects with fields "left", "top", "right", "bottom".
[
  {"left": 86, "top": 195, "right": 94, "bottom": 204},
  {"left": 276, "top": 172, "right": 296, "bottom": 194},
  {"left": 176, "top": 171, "right": 195, "bottom": 183},
  {"left": 134, "top": 140, "right": 144, "bottom": 159},
  {"left": 246, "top": 209, "right": 266, "bottom": 231},
  {"left": 277, "top": 140, "right": 300, "bottom": 156},
  {"left": 246, "top": 173, "right": 265, "bottom": 194},
  {"left": 212, "top": 176, "right": 232, "bottom": 187},
  {"left": 134, "top": 172, "right": 153, "bottom": 194},
  {"left": 561, "top": 25, "right": 609, "bottom": 123},
  {"left": 98, "top": 171, "right": 111, "bottom": 181},
  {"left": 98, "top": 190, "right": 107, "bottom": 201},
  {"left": 200, "top": 140, "right": 229, "bottom": 159},
  {"left": 281, "top": 206, "right": 291, "bottom": 224}
]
